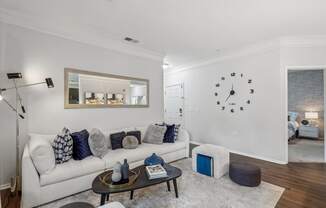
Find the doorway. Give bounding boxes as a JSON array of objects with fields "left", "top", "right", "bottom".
[
  {"left": 164, "top": 83, "right": 184, "bottom": 126},
  {"left": 287, "top": 69, "right": 325, "bottom": 162}
]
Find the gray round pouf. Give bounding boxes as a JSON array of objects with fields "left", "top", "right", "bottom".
[
  {"left": 229, "top": 162, "right": 261, "bottom": 187},
  {"left": 122, "top": 135, "right": 139, "bottom": 149}
]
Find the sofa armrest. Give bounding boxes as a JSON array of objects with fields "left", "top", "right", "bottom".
[
  {"left": 178, "top": 128, "right": 190, "bottom": 158},
  {"left": 22, "top": 145, "right": 41, "bottom": 208},
  {"left": 178, "top": 128, "right": 190, "bottom": 143}
]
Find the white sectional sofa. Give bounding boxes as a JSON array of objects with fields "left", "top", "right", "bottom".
[{"left": 21, "top": 126, "right": 189, "bottom": 208}]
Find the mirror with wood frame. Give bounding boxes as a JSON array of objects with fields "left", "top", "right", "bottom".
[{"left": 64, "top": 68, "right": 149, "bottom": 108}]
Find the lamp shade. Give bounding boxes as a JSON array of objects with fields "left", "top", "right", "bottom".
[{"left": 305, "top": 112, "right": 318, "bottom": 119}]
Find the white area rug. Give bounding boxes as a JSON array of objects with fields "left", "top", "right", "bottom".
[
  {"left": 41, "top": 159, "right": 284, "bottom": 208},
  {"left": 289, "top": 139, "right": 324, "bottom": 162}
]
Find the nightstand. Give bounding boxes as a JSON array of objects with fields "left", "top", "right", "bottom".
[{"left": 299, "top": 125, "right": 319, "bottom": 139}]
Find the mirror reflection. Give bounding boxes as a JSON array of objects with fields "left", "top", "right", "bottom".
[{"left": 65, "top": 69, "right": 149, "bottom": 108}]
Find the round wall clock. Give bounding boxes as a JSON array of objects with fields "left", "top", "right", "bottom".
[{"left": 214, "top": 72, "right": 254, "bottom": 113}]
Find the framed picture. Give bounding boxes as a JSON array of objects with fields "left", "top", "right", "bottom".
[{"left": 85, "top": 92, "right": 105, "bottom": 104}]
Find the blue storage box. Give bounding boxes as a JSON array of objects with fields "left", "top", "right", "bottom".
[{"left": 196, "top": 154, "right": 213, "bottom": 176}]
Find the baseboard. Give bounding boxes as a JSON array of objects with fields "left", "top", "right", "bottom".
[
  {"left": 0, "top": 184, "right": 10, "bottom": 191},
  {"left": 190, "top": 141, "right": 287, "bottom": 164},
  {"left": 229, "top": 149, "right": 287, "bottom": 165}
]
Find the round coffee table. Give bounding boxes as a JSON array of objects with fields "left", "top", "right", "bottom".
[
  {"left": 60, "top": 202, "right": 95, "bottom": 208},
  {"left": 92, "top": 164, "right": 182, "bottom": 206}
]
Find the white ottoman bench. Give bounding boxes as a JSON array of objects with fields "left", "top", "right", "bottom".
[
  {"left": 98, "top": 202, "right": 125, "bottom": 208},
  {"left": 192, "top": 144, "right": 229, "bottom": 179}
]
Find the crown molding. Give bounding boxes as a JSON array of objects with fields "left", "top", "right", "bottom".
[
  {"left": 166, "top": 36, "right": 326, "bottom": 75},
  {"left": 280, "top": 36, "right": 326, "bottom": 47},
  {"left": 0, "top": 8, "right": 164, "bottom": 62},
  {"left": 166, "top": 39, "right": 281, "bottom": 74}
]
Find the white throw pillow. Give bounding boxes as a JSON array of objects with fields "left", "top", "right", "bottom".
[
  {"left": 143, "top": 124, "right": 167, "bottom": 144},
  {"left": 29, "top": 136, "right": 56, "bottom": 175},
  {"left": 88, "top": 128, "right": 109, "bottom": 158}
]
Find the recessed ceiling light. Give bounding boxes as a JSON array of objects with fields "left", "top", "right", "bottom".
[{"left": 124, "top": 37, "right": 139, "bottom": 43}]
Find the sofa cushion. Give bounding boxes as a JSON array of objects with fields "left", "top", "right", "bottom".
[
  {"left": 163, "top": 124, "right": 175, "bottom": 143},
  {"left": 103, "top": 140, "right": 186, "bottom": 169},
  {"left": 122, "top": 135, "right": 139, "bottom": 149},
  {"left": 28, "top": 136, "right": 56, "bottom": 175},
  {"left": 110, "top": 131, "right": 126, "bottom": 150},
  {"left": 143, "top": 125, "right": 166, "bottom": 144},
  {"left": 40, "top": 156, "right": 105, "bottom": 186},
  {"left": 52, "top": 127, "right": 73, "bottom": 164},
  {"left": 126, "top": 131, "right": 141, "bottom": 144},
  {"left": 89, "top": 128, "right": 108, "bottom": 158},
  {"left": 71, "top": 129, "right": 92, "bottom": 160}
]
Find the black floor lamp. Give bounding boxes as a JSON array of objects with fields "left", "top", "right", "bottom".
[{"left": 0, "top": 73, "right": 54, "bottom": 194}]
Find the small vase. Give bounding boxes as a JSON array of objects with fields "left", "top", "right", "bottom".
[
  {"left": 121, "top": 159, "right": 129, "bottom": 180},
  {"left": 112, "top": 162, "right": 122, "bottom": 182}
]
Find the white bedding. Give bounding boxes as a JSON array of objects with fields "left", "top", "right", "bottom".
[{"left": 288, "top": 120, "right": 299, "bottom": 138}]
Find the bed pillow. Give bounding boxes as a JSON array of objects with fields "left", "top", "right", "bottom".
[
  {"left": 29, "top": 136, "right": 56, "bottom": 175},
  {"left": 71, "top": 129, "right": 92, "bottom": 160},
  {"left": 143, "top": 124, "right": 167, "bottom": 144},
  {"left": 52, "top": 127, "right": 73, "bottom": 164},
  {"left": 110, "top": 131, "right": 126, "bottom": 150},
  {"left": 288, "top": 112, "right": 299, "bottom": 122},
  {"left": 89, "top": 128, "right": 108, "bottom": 158}
]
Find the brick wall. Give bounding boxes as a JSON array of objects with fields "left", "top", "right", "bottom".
[{"left": 288, "top": 70, "right": 324, "bottom": 138}]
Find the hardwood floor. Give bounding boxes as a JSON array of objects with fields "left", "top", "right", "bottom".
[
  {"left": 2, "top": 153, "right": 326, "bottom": 208},
  {"left": 231, "top": 154, "right": 326, "bottom": 208}
]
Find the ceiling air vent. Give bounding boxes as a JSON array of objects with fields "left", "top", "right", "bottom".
[{"left": 124, "top": 37, "right": 139, "bottom": 43}]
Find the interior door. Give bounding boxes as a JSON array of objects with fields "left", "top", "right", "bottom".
[{"left": 164, "top": 84, "right": 184, "bottom": 126}]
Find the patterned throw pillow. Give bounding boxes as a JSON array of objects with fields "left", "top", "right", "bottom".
[
  {"left": 52, "top": 127, "right": 73, "bottom": 164},
  {"left": 174, "top": 124, "right": 181, "bottom": 141}
]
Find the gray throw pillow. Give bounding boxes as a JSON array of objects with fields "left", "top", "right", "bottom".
[
  {"left": 88, "top": 128, "right": 108, "bottom": 158},
  {"left": 122, "top": 136, "right": 139, "bottom": 149},
  {"left": 143, "top": 124, "right": 167, "bottom": 144}
]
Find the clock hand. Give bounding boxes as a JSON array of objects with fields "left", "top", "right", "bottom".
[
  {"left": 225, "top": 93, "right": 231, "bottom": 102},
  {"left": 232, "top": 84, "right": 234, "bottom": 90}
]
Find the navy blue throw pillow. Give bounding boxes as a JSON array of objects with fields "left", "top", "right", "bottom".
[
  {"left": 163, "top": 124, "right": 175, "bottom": 143},
  {"left": 127, "top": 131, "right": 141, "bottom": 144},
  {"left": 71, "top": 129, "right": 92, "bottom": 160},
  {"left": 110, "top": 132, "right": 126, "bottom": 150}
]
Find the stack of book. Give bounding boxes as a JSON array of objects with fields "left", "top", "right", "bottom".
[{"left": 145, "top": 164, "right": 168, "bottom": 180}]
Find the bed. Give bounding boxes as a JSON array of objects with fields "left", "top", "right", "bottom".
[{"left": 288, "top": 111, "right": 300, "bottom": 139}]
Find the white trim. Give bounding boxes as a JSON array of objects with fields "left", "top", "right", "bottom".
[
  {"left": 190, "top": 141, "right": 287, "bottom": 164},
  {"left": 166, "top": 36, "right": 326, "bottom": 75},
  {"left": 0, "top": 8, "right": 164, "bottom": 62},
  {"left": 166, "top": 39, "right": 281, "bottom": 74},
  {"left": 284, "top": 66, "right": 326, "bottom": 163},
  {"left": 229, "top": 149, "right": 287, "bottom": 165},
  {"left": 0, "top": 183, "right": 10, "bottom": 190}
]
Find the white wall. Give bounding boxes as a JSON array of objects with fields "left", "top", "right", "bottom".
[
  {"left": 0, "top": 22, "right": 163, "bottom": 185},
  {"left": 165, "top": 46, "right": 287, "bottom": 163},
  {"left": 280, "top": 45, "right": 326, "bottom": 162}
]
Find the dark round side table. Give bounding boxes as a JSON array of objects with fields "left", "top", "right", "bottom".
[{"left": 60, "top": 202, "right": 95, "bottom": 208}]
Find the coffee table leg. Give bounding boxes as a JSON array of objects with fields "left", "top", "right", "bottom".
[
  {"left": 130, "top": 190, "right": 134, "bottom": 200},
  {"left": 100, "top": 194, "right": 106, "bottom": 205},
  {"left": 167, "top": 181, "right": 171, "bottom": 192},
  {"left": 173, "top": 179, "right": 179, "bottom": 198}
]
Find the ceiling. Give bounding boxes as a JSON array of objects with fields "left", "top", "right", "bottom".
[{"left": 1, "top": 0, "right": 326, "bottom": 68}]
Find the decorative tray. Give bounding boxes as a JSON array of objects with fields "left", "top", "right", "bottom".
[{"left": 99, "top": 169, "right": 140, "bottom": 189}]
